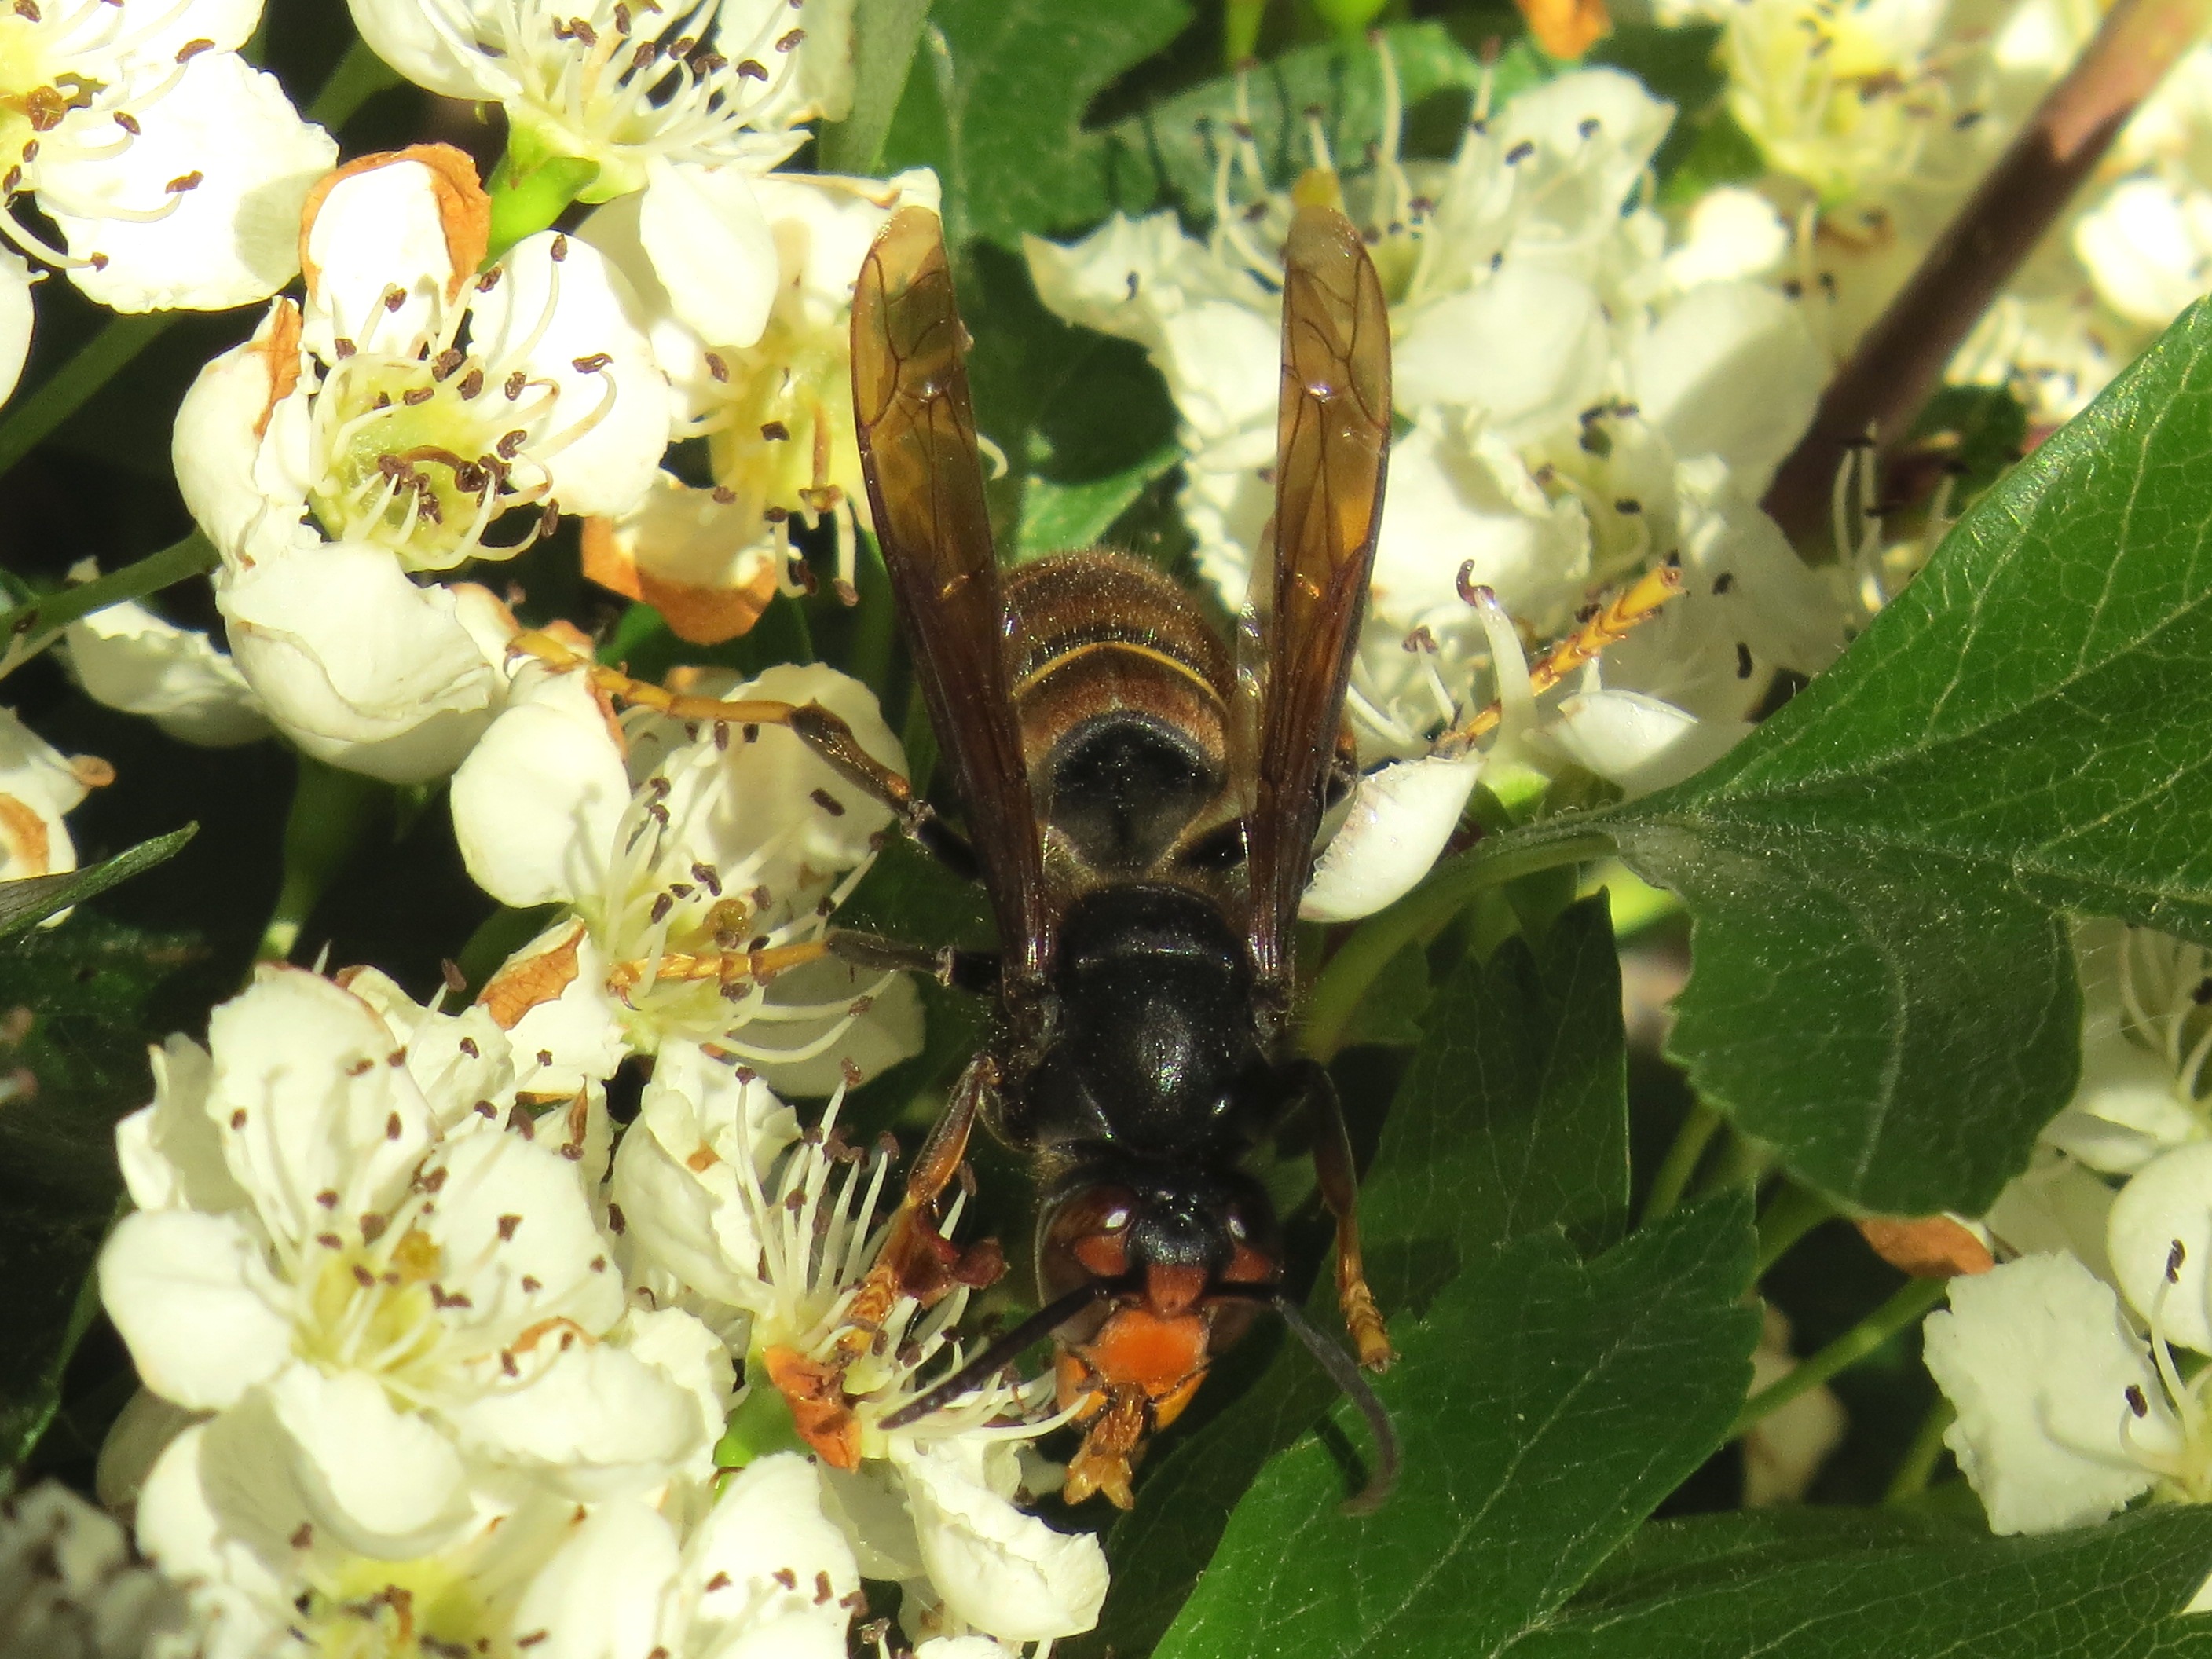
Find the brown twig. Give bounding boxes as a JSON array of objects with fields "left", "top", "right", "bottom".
[{"left": 1761, "top": 0, "right": 2212, "bottom": 541}]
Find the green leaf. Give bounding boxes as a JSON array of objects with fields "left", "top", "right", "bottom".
[
  {"left": 1590, "top": 23, "right": 1723, "bottom": 190},
  {"left": 1100, "top": 23, "right": 1491, "bottom": 218},
  {"left": 1656, "top": 106, "right": 1762, "bottom": 205},
  {"left": 1075, "top": 899, "right": 1634, "bottom": 1657},
  {"left": 0, "top": 914, "right": 215, "bottom": 1470},
  {"left": 1329, "top": 937, "right": 1431, "bottom": 1050},
  {"left": 0, "top": 824, "right": 195, "bottom": 938},
  {"left": 1910, "top": 383, "right": 2030, "bottom": 500},
  {"left": 879, "top": 0, "right": 1194, "bottom": 250},
  {"left": 818, "top": 0, "right": 935, "bottom": 176},
  {"left": 1514, "top": 1506, "right": 2212, "bottom": 1657},
  {"left": 1016, "top": 444, "right": 1181, "bottom": 558},
  {"left": 1515, "top": 298, "right": 2212, "bottom": 1215},
  {"left": 1361, "top": 897, "right": 1631, "bottom": 1280},
  {"left": 834, "top": 833, "right": 991, "bottom": 950},
  {"left": 1155, "top": 1192, "right": 1759, "bottom": 1659},
  {"left": 957, "top": 246, "right": 1182, "bottom": 564}
]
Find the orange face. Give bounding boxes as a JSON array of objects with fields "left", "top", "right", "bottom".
[{"left": 1046, "top": 1207, "right": 1280, "bottom": 1508}]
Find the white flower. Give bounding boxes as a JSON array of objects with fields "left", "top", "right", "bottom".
[
  {"left": 1922, "top": 1251, "right": 2174, "bottom": 1533},
  {"left": 100, "top": 965, "right": 720, "bottom": 1552},
  {"left": 896, "top": 1443, "right": 1108, "bottom": 1645},
  {"left": 613, "top": 1061, "right": 1105, "bottom": 1646},
  {"left": 185, "top": 148, "right": 672, "bottom": 577},
  {"left": 1028, "top": 53, "right": 1837, "bottom": 921},
  {"left": 2075, "top": 173, "right": 2212, "bottom": 329},
  {"left": 1667, "top": 0, "right": 1997, "bottom": 204},
  {"left": 61, "top": 562, "right": 268, "bottom": 747},
  {"left": 0, "top": 0, "right": 334, "bottom": 314},
  {"left": 137, "top": 1430, "right": 850, "bottom": 1659},
  {"left": 0, "top": 705, "right": 109, "bottom": 882},
  {"left": 1927, "top": 1137, "right": 2212, "bottom": 1535},
  {"left": 455, "top": 651, "right": 920, "bottom": 1094},
  {"left": 2039, "top": 920, "right": 2212, "bottom": 1177},
  {"left": 351, "top": 0, "right": 852, "bottom": 196},
  {"left": 171, "top": 148, "right": 672, "bottom": 781},
  {"left": 0, "top": 1481, "right": 186, "bottom": 1659},
  {"left": 580, "top": 167, "right": 939, "bottom": 642}
]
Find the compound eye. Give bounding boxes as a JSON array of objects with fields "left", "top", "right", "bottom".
[{"left": 1043, "top": 1184, "right": 1139, "bottom": 1288}]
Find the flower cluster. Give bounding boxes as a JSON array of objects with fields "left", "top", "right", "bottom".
[
  {"left": 91, "top": 958, "right": 1096, "bottom": 1654},
  {"left": 1027, "top": 53, "right": 1848, "bottom": 916},
  {"left": 24, "top": 0, "right": 2212, "bottom": 1640},
  {"left": 0, "top": 0, "right": 334, "bottom": 403},
  {"left": 1664, "top": 0, "right": 2212, "bottom": 428}
]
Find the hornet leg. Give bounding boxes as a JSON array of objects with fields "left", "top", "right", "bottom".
[{"left": 1304, "top": 1062, "right": 1394, "bottom": 1372}]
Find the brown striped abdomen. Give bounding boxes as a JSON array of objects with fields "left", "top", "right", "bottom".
[{"left": 1002, "top": 551, "right": 1237, "bottom": 881}]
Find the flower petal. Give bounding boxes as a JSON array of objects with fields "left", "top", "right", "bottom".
[
  {"left": 1543, "top": 687, "right": 1745, "bottom": 796},
  {"left": 172, "top": 300, "right": 311, "bottom": 570},
  {"left": 64, "top": 573, "right": 269, "bottom": 747},
  {"left": 446, "top": 1342, "right": 708, "bottom": 1500},
  {"left": 506, "top": 1500, "right": 678, "bottom": 1659},
  {"left": 468, "top": 231, "right": 671, "bottom": 518},
  {"left": 1922, "top": 1252, "right": 2163, "bottom": 1534},
  {"left": 452, "top": 659, "right": 630, "bottom": 908},
  {"left": 217, "top": 543, "right": 504, "bottom": 783},
  {"left": 0, "top": 247, "right": 32, "bottom": 407},
  {"left": 686, "top": 1453, "right": 859, "bottom": 1652},
  {"left": 426, "top": 1129, "right": 625, "bottom": 1342},
  {"left": 46, "top": 55, "right": 335, "bottom": 313},
  {"left": 899, "top": 1445, "right": 1106, "bottom": 1642},
  {"left": 298, "top": 148, "right": 485, "bottom": 359},
  {"left": 206, "top": 965, "right": 436, "bottom": 1244},
  {"left": 344, "top": 0, "right": 511, "bottom": 101},
  {"left": 1632, "top": 280, "right": 1823, "bottom": 493},
  {"left": 98, "top": 1210, "right": 291, "bottom": 1411},
  {"left": 114, "top": 1033, "right": 251, "bottom": 1215},
  {"left": 581, "top": 473, "right": 780, "bottom": 646},
  {"left": 2109, "top": 1141, "right": 2212, "bottom": 1347},
  {"left": 639, "top": 157, "right": 782, "bottom": 350},
  {"left": 1301, "top": 753, "right": 1482, "bottom": 923},
  {"left": 255, "top": 1364, "right": 474, "bottom": 1556},
  {"left": 1394, "top": 266, "right": 1611, "bottom": 444}
]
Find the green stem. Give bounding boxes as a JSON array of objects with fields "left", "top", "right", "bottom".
[
  {"left": 1755, "top": 1180, "right": 1836, "bottom": 1275},
  {"left": 1696, "top": 1126, "right": 1772, "bottom": 1199},
  {"left": 1886, "top": 1395, "right": 1957, "bottom": 1503},
  {"left": 306, "top": 36, "right": 404, "bottom": 128},
  {"left": 1300, "top": 827, "right": 1615, "bottom": 1061},
  {"left": 1732, "top": 1276, "right": 1950, "bottom": 1437},
  {"left": 484, "top": 149, "right": 602, "bottom": 260},
  {"left": 1640, "top": 1101, "right": 1721, "bottom": 1226},
  {"left": 254, "top": 755, "right": 390, "bottom": 969},
  {"left": 0, "top": 313, "right": 171, "bottom": 480},
  {"left": 1225, "top": 0, "right": 1269, "bottom": 61},
  {"left": 0, "top": 531, "right": 218, "bottom": 652}
]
